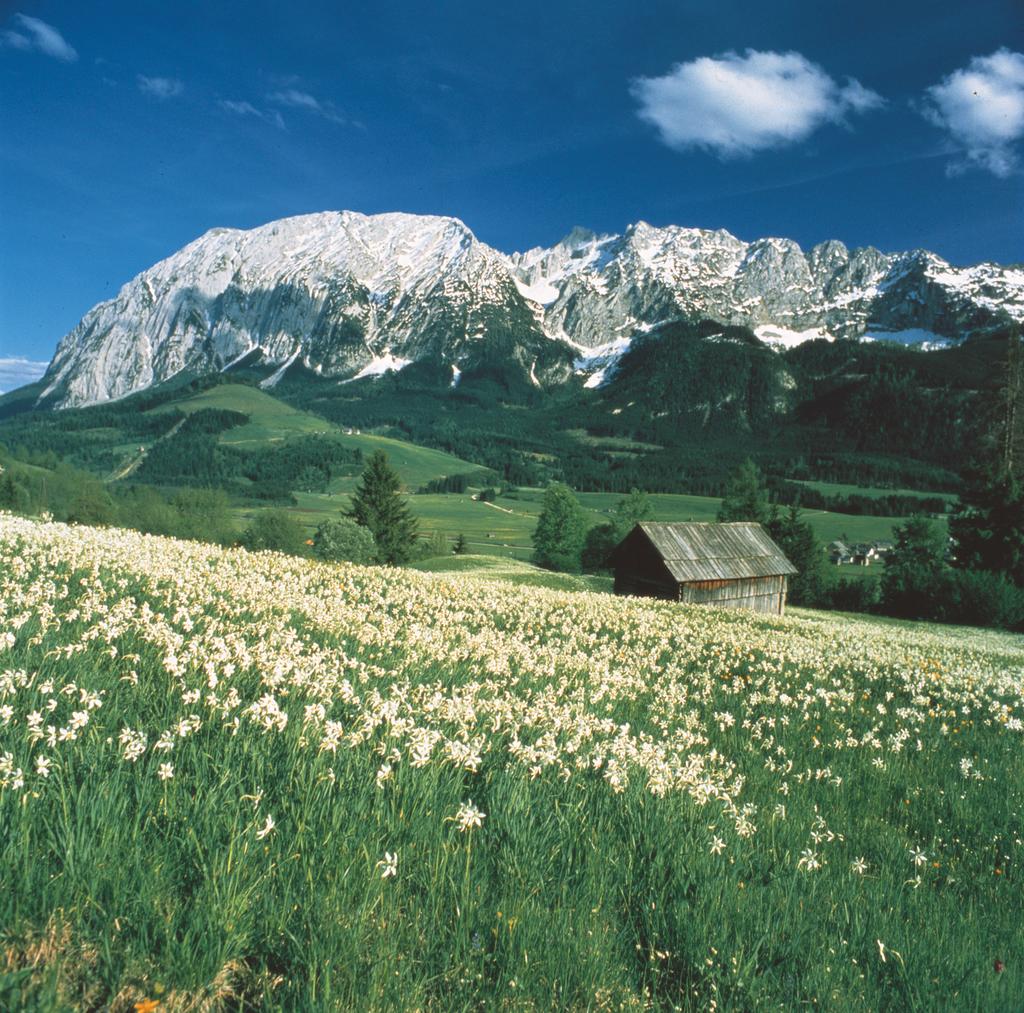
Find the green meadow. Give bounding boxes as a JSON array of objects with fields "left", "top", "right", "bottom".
[{"left": 1, "top": 515, "right": 1020, "bottom": 1010}]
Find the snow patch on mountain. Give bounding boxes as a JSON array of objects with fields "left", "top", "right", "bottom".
[
  {"left": 755, "top": 324, "right": 836, "bottom": 349},
  {"left": 574, "top": 335, "right": 633, "bottom": 388},
  {"left": 259, "top": 349, "right": 301, "bottom": 388},
  {"left": 344, "top": 351, "right": 412, "bottom": 382}
]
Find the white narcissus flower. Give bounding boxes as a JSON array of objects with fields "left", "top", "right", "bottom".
[
  {"left": 376, "top": 851, "right": 398, "bottom": 879},
  {"left": 452, "top": 800, "right": 486, "bottom": 832},
  {"left": 256, "top": 814, "right": 276, "bottom": 840},
  {"left": 798, "top": 849, "right": 821, "bottom": 871}
]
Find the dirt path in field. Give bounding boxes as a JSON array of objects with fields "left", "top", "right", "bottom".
[
  {"left": 480, "top": 501, "right": 516, "bottom": 514},
  {"left": 109, "top": 416, "right": 186, "bottom": 482}
]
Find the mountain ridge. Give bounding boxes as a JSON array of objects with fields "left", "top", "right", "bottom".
[{"left": 37, "top": 209, "right": 1024, "bottom": 409}]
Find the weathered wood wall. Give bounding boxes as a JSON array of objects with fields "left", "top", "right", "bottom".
[{"left": 678, "top": 576, "right": 787, "bottom": 614}]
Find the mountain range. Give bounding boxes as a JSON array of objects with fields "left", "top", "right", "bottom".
[{"left": 36, "top": 210, "right": 1024, "bottom": 409}]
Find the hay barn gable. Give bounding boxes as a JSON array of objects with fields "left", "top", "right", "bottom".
[{"left": 612, "top": 521, "right": 798, "bottom": 614}]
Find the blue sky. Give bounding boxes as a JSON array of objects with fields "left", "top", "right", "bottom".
[{"left": 1, "top": 0, "right": 1022, "bottom": 388}]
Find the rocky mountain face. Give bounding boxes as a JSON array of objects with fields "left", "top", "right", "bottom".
[
  {"left": 39, "top": 210, "right": 1024, "bottom": 408},
  {"left": 507, "top": 223, "right": 1024, "bottom": 350}
]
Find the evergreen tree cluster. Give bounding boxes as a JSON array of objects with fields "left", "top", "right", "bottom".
[{"left": 347, "top": 450, "right": 419, "bottom": 565}]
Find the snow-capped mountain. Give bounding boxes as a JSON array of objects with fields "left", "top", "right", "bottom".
[
  {"left": 40, "top": 211, "right": 560, "bottom": 408},
  {"left": 505, "top": 222, "right": 1024, "bottom": 351},
  {"left": 39, "top": 210, "right": 1024, "bottom": 408}
]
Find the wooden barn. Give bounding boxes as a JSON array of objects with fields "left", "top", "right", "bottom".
[{"left": 612, "top": 521, "right": 797, "bottom": 614}]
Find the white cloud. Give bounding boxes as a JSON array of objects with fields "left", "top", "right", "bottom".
[
  {"left": 631, "top": 49, "right": 883, "bottom": 157},
  {"left": 219, "top": 99, "right": 285, "bottom": 129},
  {"left": 922, "top": 49, "right": 1024, "bottom": 177},
  {"left": 0, "top": 357, "right": 49, "bottom": 394},
  {"left": 2, "top": 13, "right": 77, "bottom": 62},
  {"left": 137, "top": 75, "right": 184, "bottom": 99},
  {"left": 268, "top": 88, "right": 345, "bottom": 124}
]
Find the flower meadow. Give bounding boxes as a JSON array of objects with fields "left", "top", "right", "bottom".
[{"left": 0, "top": 514, "right": 1022, "bottom": 1010}]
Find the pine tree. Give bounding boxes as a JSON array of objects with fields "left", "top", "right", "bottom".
[
  {"left": 881, "top": 516, "right": 953, "bottom": 620},
  {"left": 950, "top": 468, "right": 1024, "bottom": 586},
  {"left": 532, "top": 483, "right": 587, "bottom": 573},
  {"left": 348, "top": 451, "right": 419, "bottom": 565},
  {"left": 766, "top": 504, "right": 828, "bottom": 606},
  {"left": 717, "top": 458, "right": 770, "bottom": 524}
]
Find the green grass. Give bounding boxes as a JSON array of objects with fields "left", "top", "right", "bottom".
[
  {"left": 1, "top": 515, "right": 1021, "bottom": 1010},
  {"left": 795, "top": 479, "right": 957, "bottom": 504},
  {"left": 236, "top": 481, "right": 941, "bottom": 565},
  {"left": 149, "top": 383, "right": 483, "bottom": 492}
]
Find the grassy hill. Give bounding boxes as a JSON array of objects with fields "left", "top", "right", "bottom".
[
  {"left": 0, "top": 377, "right": 483, "bottom": 494},
  {"left": 149, "top": 383, "right": 485, "bottom": 492},
  {"left": 1, "top": 514, "right": 1020, "bottom": 1009}
]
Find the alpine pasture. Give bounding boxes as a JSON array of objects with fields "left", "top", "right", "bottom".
[{"left": 1, "top": 514, "right": 1021, "bottom": 1009}]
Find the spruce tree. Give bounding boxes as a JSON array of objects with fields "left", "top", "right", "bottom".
[
  {"left": 766, "top": 504, "right": 828, "bottom": 606},
  {"left": 581, "top": 488, "right": 652, "bottom": 574},
  {"left": 0, "top": 467, "right": 31, "bottom": 514},
  {"left": 950, "top": 467, "right": 1024, "bottom": 586},
  {"left": 949, "top": 328, "right": 1024, "bottom": 586},
  {"left": 717, "top": 458, "right": 770, "bottom": 524},
  {"left": 348, "top": 451, "right": 419, "bottom": 565},
  {"left": 881, "top": 517, "right": 952, "bottom": 620}
]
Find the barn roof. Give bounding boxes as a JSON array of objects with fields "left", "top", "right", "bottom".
[{"left": 635, "top": 522, "right": 798, "bottom": 582}]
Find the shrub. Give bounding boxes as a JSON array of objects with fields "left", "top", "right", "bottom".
[
  {"left": 312, "top": 518, "right": 376, "bottom": 564},
  {"left": 66, "top": 483, "right": 118, "bottom": 526},
  {"left": 580, "top": 522, "right": 618, "bottom": 574},
  {"left": 823, "top": 577, "right": 880, "bottom": 614},
  {"left": 170, "top": 488, "right": 237, "bottom": 546},
  {"left": 532, "top": 483, "right": 586, "bottom": 573},
  {"left": 947, "top": 569, "right": 1024, "bottom": 631},
  {"left": 242, "top": 509, "right": 308, "bottom": 556}
]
